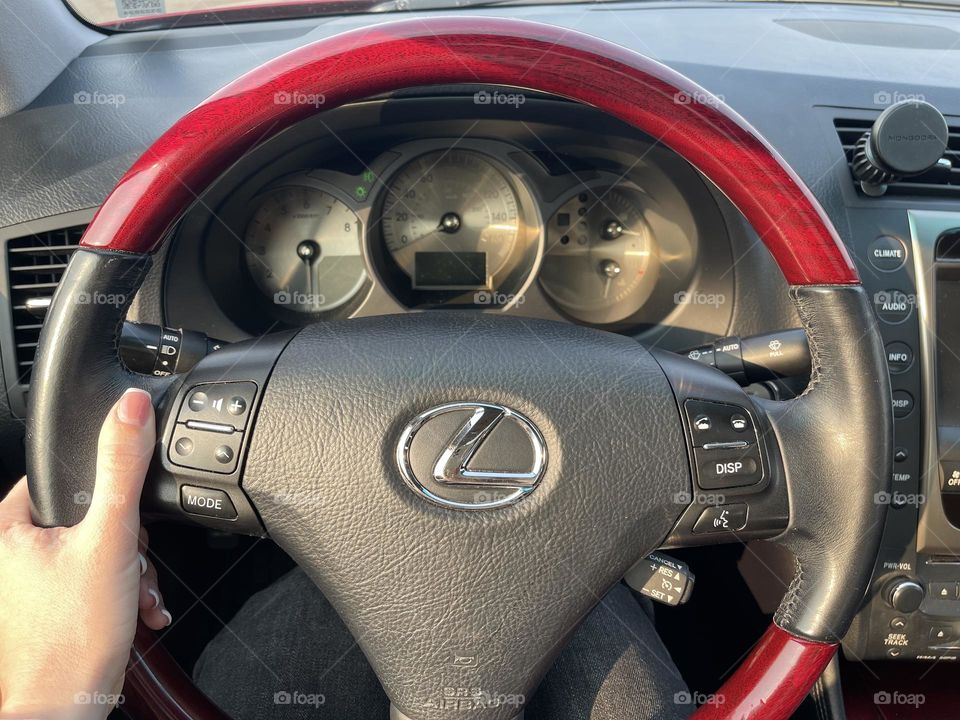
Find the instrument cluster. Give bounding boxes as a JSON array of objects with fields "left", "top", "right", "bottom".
[{"left": 229, "top": 137, "right": 702, "bottom": 332}]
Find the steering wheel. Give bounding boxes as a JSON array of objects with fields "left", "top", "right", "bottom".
[{"left": 26, "top": 17, "right": 891, "bottom": 720}]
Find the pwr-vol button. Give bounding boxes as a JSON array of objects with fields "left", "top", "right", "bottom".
[{"left": 180, "top": 485, "right": 237, "bottom": 520}]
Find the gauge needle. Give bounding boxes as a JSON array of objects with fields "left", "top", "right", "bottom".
[{"left": 297, "top": 240, "right": 321, "bottom": 309}]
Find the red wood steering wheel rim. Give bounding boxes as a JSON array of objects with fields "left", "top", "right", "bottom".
[{"left": 99, "top": 17, "right": 857, "bottom": 720}]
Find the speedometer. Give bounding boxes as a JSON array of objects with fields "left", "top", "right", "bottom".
[{"left": 381, "top": 149, "right": 521, "bottom": 290}]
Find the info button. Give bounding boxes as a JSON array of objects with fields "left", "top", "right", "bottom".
[
  {"left": 885, "top": 342, "right": 914, "bottom": 374},
  {"left": 180, "top": 485, "right": 237, "bottom": 520}
]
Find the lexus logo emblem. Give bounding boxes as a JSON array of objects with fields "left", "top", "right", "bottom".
[{"left": 396, "top": 402, "right": 547, "bottom": 510}]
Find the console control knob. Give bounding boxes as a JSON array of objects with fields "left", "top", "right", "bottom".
[
  {"left": 885, "top": 578, "right": 925, "bottom": 613},
  {"left": 852, "top": 100, "right": 949, "bottom": 196}
]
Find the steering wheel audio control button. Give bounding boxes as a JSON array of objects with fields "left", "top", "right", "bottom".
[
  {"left": 177, "top": 381, "right": 258, "bottom": 430},
  {"left": 169, "top": 425, "right": 243, "bottom": 474},
  {"left": 185, "top": 420, "right": 234, "bottom": 434},
  {"left": 692, "top": 503, "right": 748, "bottom": 533},
  {"left": 174, "top": 437, "right": 194, "bottom": 457},
  {"left": 180, "top": 485, "right": 238, "bottom": 520},
  {"left": 683, "top": 399, "right": 757, "bottom": 447},
  {"left": 228, "top": 396, "right": 247, "bottom": 416}
]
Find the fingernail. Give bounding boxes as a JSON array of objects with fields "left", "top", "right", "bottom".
[
  {"left": 138, "top": 553, "right": 147, "bottom": 576},
  {"left": 147, "top": 588, "right": 161, "bottom": 609},
  {"left": 160, "top": 609, "right": 172, "bottom": 627},
  {"left": 117, "top": 388, "right": 152, "bottom": 427}
]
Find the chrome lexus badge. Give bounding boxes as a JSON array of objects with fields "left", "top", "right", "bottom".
[{"left": 396, "top": 402, "right": 547, "bottom": 510}]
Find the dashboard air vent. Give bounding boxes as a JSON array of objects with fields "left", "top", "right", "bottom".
[
  {"left": 835, "top": 117, "right": 960, "bottom": 197},
  {"left": 5, "top": 225, "right": 84, "bottom": 383}
]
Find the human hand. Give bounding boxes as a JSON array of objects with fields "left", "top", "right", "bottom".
[{"left": 0, "top": 389, "right": 172, "bottom": 719}]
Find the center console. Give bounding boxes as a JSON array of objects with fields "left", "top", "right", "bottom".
[{"left": 844, "top": 209, "right": 960, "bottom": 662}]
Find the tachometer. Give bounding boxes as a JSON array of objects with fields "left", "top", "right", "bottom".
[
  {"left": 381, "top": 149, "right": 521, "bottom": 290},
  {"left": 539, "top": 187, "right": 659, "bottom": 325},
  {"left": 244, "top": 186, "right": 366, "bottom": 314}
]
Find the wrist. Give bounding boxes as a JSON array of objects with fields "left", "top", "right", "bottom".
[
  {"left": 1, "top": 686, "right": 119, "bottom": 720},
  {"left": 1, "top": 696, "right": 113, "bottom": 720},
  {"left": 0, "top": 650, "right": 121, "bottom": 719}
]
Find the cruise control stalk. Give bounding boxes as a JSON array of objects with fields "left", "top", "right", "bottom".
[
  {"left": 624, "top": 552, "right": 694, "bottom": 606},
  {"left": 682, "top": 329, "right": 810, "bottom": 385},
  {"left": 120, "top": 322, "right": 226, "bottom": 376}
]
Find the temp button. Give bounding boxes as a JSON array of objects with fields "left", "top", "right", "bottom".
[{"left": 180, "top": 485, "right": 237, "bottom": 520}]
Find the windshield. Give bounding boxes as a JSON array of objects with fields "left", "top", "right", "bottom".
[
  {"left": 68, "top": 0, "right": 367, "bottom": 29},
  {"left": 66, "top": 0, "right": 550, "bottom": 30},
  {"left": 65, "top": 0, "right": 957, "bottom": 31}
]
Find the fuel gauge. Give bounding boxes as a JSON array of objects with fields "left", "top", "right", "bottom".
[{"left": 539, "top": 187, "right": 659, "bottom": 325}]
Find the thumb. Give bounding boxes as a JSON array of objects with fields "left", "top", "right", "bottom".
[{"left": 82, "top": 388, "right": 156, "bottom": 538}]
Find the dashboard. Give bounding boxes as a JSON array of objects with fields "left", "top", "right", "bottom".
[
  {"left": 4, "top": 0, "right": 960, "bottom": 681},
  {"left": 164, "top": 99, "right": 739, "bottom": 343}
]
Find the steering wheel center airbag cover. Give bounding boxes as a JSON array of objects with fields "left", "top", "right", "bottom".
[
  {"left": 397, "top": 401, "right": 548, "bottom": 509},
  {"left": 241, "top": 312, "right": 689, "bottom": 717}
]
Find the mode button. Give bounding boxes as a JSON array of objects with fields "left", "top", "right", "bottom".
[{"left": 180, "top": 485, "right": 237, "bottom": 520}]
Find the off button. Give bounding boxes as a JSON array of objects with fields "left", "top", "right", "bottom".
[
  {"left": 180, "top": 485, "right": 237, "bottom": 520},
  {"left": 942, "top": 462, "right": 960, "bottom": 494}
]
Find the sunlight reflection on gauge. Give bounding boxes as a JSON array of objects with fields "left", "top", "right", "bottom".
[
  {"left": 539, "top": 187, "right": 660, "bottom": 325},
  {"left": 244, "top": 186, "right": 366, "bottom": 314}
]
